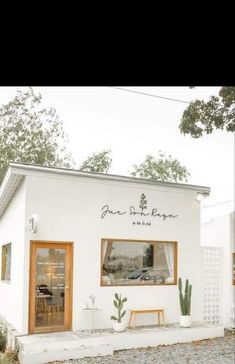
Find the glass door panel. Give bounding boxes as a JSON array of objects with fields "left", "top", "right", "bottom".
[
  {"left": 29, "top": 242, "right": 72, "bottom": 334},
  {"left": 35, "top": 248, "right": 65, "bottom": 328}
]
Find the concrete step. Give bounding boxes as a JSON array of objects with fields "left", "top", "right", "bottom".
[
  {"left": 18, "top": 331, "right": 106, "bottom": 351},
  {"left": 17, "top": 332, "right": 113, "bottom": 364},
  {"left": 104, "top": 325, "right": 225, "bottom": 351},
  {"left": 19, "top": 344, "right": 113, "bottom": 364},
  {"left": 16, "top": 325, "right": 224, "bottom": 364}
]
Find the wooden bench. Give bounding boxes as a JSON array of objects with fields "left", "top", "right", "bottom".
[{"left": 129, "top": 309, "right": 166, "bottom": 329}]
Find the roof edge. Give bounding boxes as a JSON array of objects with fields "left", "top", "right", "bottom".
[
  {"left": 8, "top": 162, "right": 210, "bottom": 194},
  {"left": 0, "top": 166, "right": 24, "bottom": 218}
]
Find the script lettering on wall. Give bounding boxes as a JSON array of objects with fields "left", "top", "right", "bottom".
[{"left": 101, "top": 193, "right": 178, "bottom": 226}]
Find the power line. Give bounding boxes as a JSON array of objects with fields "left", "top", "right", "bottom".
[{"left": 111, "top": 87, "right": 191, "bottom": 104}]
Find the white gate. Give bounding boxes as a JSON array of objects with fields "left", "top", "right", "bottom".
[{"left": 202, "top": 247, "right": 223, "bottom": 325}]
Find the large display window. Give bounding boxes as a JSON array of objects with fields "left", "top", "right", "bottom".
[{"left": 101, "top": 239, "right": 177, "bottom": 286}]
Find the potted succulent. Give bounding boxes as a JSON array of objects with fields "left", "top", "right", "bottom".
[
  {"left": 178, "top": 277, "right": 192, "bottom": 328},
  {"left": 110, "top": 293, "right": 128, "bottom": 332}
]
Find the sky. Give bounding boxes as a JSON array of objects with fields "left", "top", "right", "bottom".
[{"left": 0, "top": 86, "right": 234, "bottom": 218}]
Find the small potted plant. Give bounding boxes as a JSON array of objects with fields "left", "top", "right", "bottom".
[
  {"left": 89, "top": 294, "right": 96, "bottom": 309},
  {"left": 110, "top": 293, "right": 128, "bottom": 332},
  {"left": 178, "top": 277, "right": 192, "bottom": 328}
]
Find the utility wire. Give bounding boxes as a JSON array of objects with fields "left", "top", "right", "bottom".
[{"left": 112, "top": 87, "right": 191, "bottom": 104}]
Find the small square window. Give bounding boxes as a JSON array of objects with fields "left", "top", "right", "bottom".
[{"left": 1, "top": 243, "right": 11, "bottom": 282}]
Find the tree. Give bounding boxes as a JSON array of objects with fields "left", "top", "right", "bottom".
[
  {"left": 179, "top": 87, "right": 235, "bottom": 138},
  {"left": 79, "top": 150, "right": 112, "bottom": 173},
  {"left": 131, "top": 151, "right": 190, "bottom": 182},
  {"left": 0, "top": 88, "right": 74, "bottom": 184}
]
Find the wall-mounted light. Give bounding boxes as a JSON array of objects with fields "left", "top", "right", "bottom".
[
  {"left": 29, "top": 214, "right": 38, "bottom": 233},
  {"left": 196, "top": 193, "right": 208, "bottom": 202}
]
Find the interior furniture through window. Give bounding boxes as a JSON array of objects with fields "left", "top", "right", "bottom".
[{"left": 101, "top": 239, "right": 177, "bottom": 286}]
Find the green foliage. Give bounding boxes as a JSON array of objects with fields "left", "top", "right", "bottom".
[
  {"left": 79, "top": 150, "right": 112, "bottom": 173},
  {"left": 0, "top": 329, "right": 6, "bottom": 352},
  {"left": 178, "top": 277, "right": 192, "bottom": 316},
  {"left": 0, "top": 87, "right": 74, "bottom": 184},
  {"left": 110, "top": 293, "right": 127, "bottom": 323},
  {"left": 131, "top": 151, "right": 190, "bottom": 183},
  {"left": 1, "top": 348, "right": 19, "bottom": 363},
  {"left": 0, "top": 356, "right": 18, "bottom": 364},
  {"left": 179, "top": 87, "right": 235, "bottom": 138}
]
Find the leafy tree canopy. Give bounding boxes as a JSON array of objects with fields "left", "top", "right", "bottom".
[
  {"left": 79, "top": 150, "right": 112, "bottom": 173},
  {"left": 131, "top": 151, "right": 190, "bottom": 183},
  {"left": 0, "top": 88, "right": 74, "bottom": 184},
  {"left": 179, "top": 87, "right": 235, "bottom": 138}
]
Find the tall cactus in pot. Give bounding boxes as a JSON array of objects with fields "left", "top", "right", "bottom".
[
  {"left": 111, "top": 293, "right": 127, "bottom": 323},
  {"left": 178, "top": 277, "right": 192, "bottom": 327},
  {"left": 178, "top": 277, "right": 192, "bottom": 315},
  {"left": 111, "top": 293, "right": 128, "bottom": 332}
]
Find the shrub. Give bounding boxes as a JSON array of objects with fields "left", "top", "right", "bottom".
[{"left": 0, "top": 329, "right": 6, "bottom": 352}]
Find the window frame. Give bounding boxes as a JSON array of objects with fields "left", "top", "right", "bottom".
[
  {"left": 100, "top": 238, "right": 178, "bottom": 287},
  {"left": 1, "top": 243, "right": 12, "bottom": 283}
]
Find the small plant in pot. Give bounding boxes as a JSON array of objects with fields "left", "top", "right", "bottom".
[
  {"left": 178, "top": 277, "right": 192, "bottom": 328},
  {"left": 110, "top": 293, "right": 128, "bottom": 332}
]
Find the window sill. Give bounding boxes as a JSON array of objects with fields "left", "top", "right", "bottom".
[{"left": 101, "top": 282, "right": 177, "bottom": 287}]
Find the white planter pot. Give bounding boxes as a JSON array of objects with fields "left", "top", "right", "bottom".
[
  {"left": 180, "top": 315, "right": 192, "bottom": 328},
  {"left": 112, "top": 321, "right": 127, "bottom": 332}
]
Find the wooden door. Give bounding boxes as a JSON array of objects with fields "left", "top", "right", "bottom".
[{"left": 29, "top": 241, "right": 73, "bottom": 334}]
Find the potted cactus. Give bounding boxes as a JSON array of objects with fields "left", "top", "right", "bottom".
[
  {"left": 178, "top": 277, "right": 192, "bottom": 327},
  {"left": 110, "top": 293, "right": 128, "bottom": 332}
]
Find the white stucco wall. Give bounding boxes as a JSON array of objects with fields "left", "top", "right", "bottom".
[
  {"left": 229, "top": 212, "right": 235, "bottom": 326},
  {"left": 22, "top": 171, "right": 203, "bottom": 332},
  {"left": 201, "top": 215, "right": 230, "bottom": 248},
  {"left": 0, "top": 179, "right": 26, "bottom": 333},
  {"left": 201, "top": 212, "right": 235, "bottom": 326}
]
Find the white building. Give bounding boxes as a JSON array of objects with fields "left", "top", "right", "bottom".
[
  {"left": 0, "top": 162, "right": 211, "bottom": 336},
  {"left": 201, "top": 210, "right": 235, "bottom": 327}
]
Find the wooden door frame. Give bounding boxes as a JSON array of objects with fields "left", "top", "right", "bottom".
[{"left": 29, "top": 240, "right": 73, "bottom": 334}]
